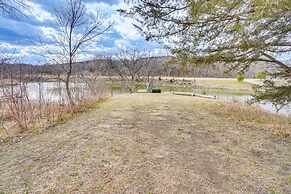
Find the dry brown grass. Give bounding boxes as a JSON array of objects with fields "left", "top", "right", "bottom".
[
  {"left": 209, "top": 100, "right": 291, "bottom": 139},
  {"left": 0, "top": 92, "right": 109, "bottom": 137},
  {"left": 0, "top": 93, "right": 290, "bottom": 193}
]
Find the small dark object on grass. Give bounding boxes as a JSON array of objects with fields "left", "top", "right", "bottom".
[{"left": 152, "top": 89, "right": 161, "bottom": 93}]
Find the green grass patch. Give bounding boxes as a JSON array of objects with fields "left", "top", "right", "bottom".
[
  {"left": 193, "top": 88, "right": 253, "bottom": 96},
  {"left": 158, "top": 85, "right": 192, "bottom": 92},
  {"left": 106, "top": 83, "right": 147, "bottom": 93},
  {"left": 195, "top": 79, "right": 253, "bottom": 89},
  {"left": 106, "top": 83, "right": 253, "bottom": 96}
]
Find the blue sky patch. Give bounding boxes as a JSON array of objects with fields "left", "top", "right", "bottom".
[{"left": 0, "top": 0, "right": 162, "bottom": 64}]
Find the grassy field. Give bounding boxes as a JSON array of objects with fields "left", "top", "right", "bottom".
[
  {"left": 193, "top": 79, "right": 253, "bottom": 89},
  {"left": 159, "top": 77, "right": 254, "bottom": 89},
  {"left": 107, "top": 78, "right": 254, "bottom": 95},
  {"left": 0, "top": 93, "right": 290, "bottom": 193}
]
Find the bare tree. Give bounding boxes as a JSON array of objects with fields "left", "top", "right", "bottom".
[
  {"left": 140, "top": 56, "right": 163, "bottom": 92},
  {"left": 0, "top": 0, "right": 28, "bottom": 18},
  {"left": 0, "top": 47, "right": 14, "bottom": 65},
  {"left": 105, "top": 48, "right": 150, "bottom": 93},
  {"left": 41, "top": 0, "right": 112, "bottom": 106}
]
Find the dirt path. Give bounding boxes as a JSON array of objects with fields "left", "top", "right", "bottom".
[{"left": 0, "top": 93, "right": 290, "bottom": 193}]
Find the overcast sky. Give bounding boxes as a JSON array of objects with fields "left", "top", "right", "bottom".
[{"left": 0, "top": 0, "right": 162, "bottom": 64}]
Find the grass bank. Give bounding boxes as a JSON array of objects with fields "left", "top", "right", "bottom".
[
  {"left": 193, "top": 79, "right": 253, "bottom": 89},
  {"left": 209, "top": 100, "right": 291, "bottom": 139},
  {"left": 106, "top": 81, "right": 254, "bottom": 96}
]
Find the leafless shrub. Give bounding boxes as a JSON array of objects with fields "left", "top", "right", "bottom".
[
  {"left": 0, "top": 99, "right": 8, "bottom": 134},
  {"left": 0, "top": 61, "right": 108, "bottom": 135},
  {"left": 0, "top": 63, "right": 33, "bottom": 130}
]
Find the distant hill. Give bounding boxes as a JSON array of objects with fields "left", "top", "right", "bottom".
[
  {"left": 1, "top": 57, "right": 275, "bottom": 78},
  {"left": 69, "top": 56, "right": 271, "bottom": 78}
]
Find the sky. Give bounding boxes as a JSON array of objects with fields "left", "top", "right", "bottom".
[{"left": 0, "top": 0, "right": 163, "bottom": 64}]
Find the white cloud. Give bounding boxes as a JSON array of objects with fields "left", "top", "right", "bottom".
[
  {"left": 114, "top": 39, "right": 130, "bottom": 49},
  {"left": 0, "top": 42, "right": 35, "bottom": 61},
  {"left": 0, "top": 42, "right": 19, "bottom": 50},
  {"left": 112, "top": 0, "right": 130, "bottom": 10},
  {"left": 39, "top": 26, "right": 57, "bottom": 37},
  {"left": 86, "top": 2, "right": 114, "bottom": 15},
  {"left": 24, "top": 0, "right": 53, "bottom": 21},
  {"left": 110, "top": 1, "right": 141, "bottom": 41},
  {"left": 0, "top": 40, "right": 115, "bottom": 64},
  {"left": 112, "top": 14, "right": 141, "bottom": 41},
  {"left": 85, "top": 0, "right": 141, "bottom": 42}
]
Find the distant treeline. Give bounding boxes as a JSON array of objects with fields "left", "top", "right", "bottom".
[{"left": 1, "top": 57, "right": 268, "bottom": 79}]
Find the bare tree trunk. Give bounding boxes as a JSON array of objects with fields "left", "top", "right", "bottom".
[
  {"left": 129, "top": 75, "right": 134, "bottom": 93},
  {"left": 65, "top": 65, "right": 74, "bottom": 106}
]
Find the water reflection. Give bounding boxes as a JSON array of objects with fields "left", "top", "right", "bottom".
[{"left": 0, "top": 82, "right": 90, "bottom": 102}]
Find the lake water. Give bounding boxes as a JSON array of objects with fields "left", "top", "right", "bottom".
[
  {"left": 0, "top": 82, "right": 90, "bottom": 102},
  {"left": 215, "top": 94, "right": 291, "bottom": 117}
]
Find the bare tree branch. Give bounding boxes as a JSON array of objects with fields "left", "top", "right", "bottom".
[
  {"left": 0, "top": 0, "right": 28, "bottom": 18},
  {"left": 38, "top": 0, "right": 112, "bottom": 106}
]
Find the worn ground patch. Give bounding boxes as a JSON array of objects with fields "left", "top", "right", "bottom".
[{"left": 0, "top": 93, "right": 290, "bottom": 193}]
